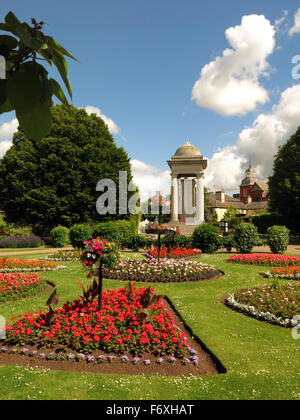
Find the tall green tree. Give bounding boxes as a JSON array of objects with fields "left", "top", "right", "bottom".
[
  {"left": 268, "top": 128, "right": 300, "bottom": 233},
  {"left": 0, "top": 11, "right": 75, "bottom": 140},
  {"left": 0, "top": 105, "right": 133, "bottom": 230}
]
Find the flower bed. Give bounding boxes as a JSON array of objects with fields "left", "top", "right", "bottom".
[
  {"left": 226, "top": 283, "right": 300, "bottom": 327},
  {"left": 228, "top": 254, "right": 300, "bottom": 267},
  {"left": 0, "top": 257, "right": 66, "bottom": 273},
  {"left": 0, "top": 273, "right": 45, "bottom": 303},
  {"left": 0, "top": 235, "right": 41, "bottom": 248},
  {"left": 264, "top": 266, "right": 300, "bottom": 280},
  {"left": 103, "top": 258, "right": 219, "bottom": 283},
  {"left": 5, "top": 285, "right": 190, "bottom": 358},
  {"left": 146, "top": 247, "right": 202, "bottom": 259},
  {"left": 43, "top": 249, "right": 82, "bottom": 261}
]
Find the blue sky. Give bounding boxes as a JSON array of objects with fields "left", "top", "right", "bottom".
[{"left": 1, "top": 0, "right": 300, "bottom": 197}]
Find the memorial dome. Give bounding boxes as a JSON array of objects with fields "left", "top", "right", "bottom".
[{"left": 173, "top": 142, "right": 202, "bottom": 158}]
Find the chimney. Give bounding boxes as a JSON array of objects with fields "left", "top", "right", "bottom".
[{"left": 216, "top": 189, "right": 225, "bottom": 203}]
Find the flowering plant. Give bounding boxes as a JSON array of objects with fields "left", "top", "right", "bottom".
[
  {"left": 265, "top": 265, "right": 300, "bottom": 280},
  {"left": 146, "top": 247, "right": 201, "bottom": 259},
  {"left": 103, "top": 258, "right": 218, "bottom": 283},
  {"left": 228, "top": 254, "right": 300, "bottom": 267},
  {"left": 4, "top": 285, "right": 190, "bottom": 358},
  {"left": 0, "top": 257, "right": 65, "bottom": 272},
  {"left": 227, "top": 282, "right": 300, "bottom": 326},
  {"left": 81, "top": 238, "right": 119, "bottom": 310},
  {"left": 0, "top": 272, "right": 43, "bottom": 302}
]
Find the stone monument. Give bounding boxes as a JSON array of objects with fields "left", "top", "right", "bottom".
[{"left": 167, "top": 142, "right": 207, "bottom": 225}]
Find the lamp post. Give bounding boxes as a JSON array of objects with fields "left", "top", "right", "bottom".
[{"left": 219, "top": 219, "right": 228, "bottom": 236}]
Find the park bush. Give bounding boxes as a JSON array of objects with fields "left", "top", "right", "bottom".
[
  {"left": 192, "top": 223, "right": 221, "bottom": 253},
  {"left": 252, "top": 213, "right": 286, "bottom": 233},
  {"left": 266, "top": 225, "right": 289, "bottom": 254},
  {"left": 221, "top": 236, "right": 235, "bottom": 252},
  {"left": 50, "top": 226, "right": 69, "bottom": 248},
  {"left": 233, "top": 223, "right": 259, "bottom": 253},
  {"left": 92, "top": 222, "right": 121, "bottom": 242},
  {"left": 69, "top": 224, "right": 92, "bottom": 249}
]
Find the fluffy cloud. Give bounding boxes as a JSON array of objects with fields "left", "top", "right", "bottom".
[
  {"left": 0, "top": 118, "right": 18, "bottom": 158},
  {"left": 204, "top": 84, "right": 300, "bottom": 192},
  {"left": 289, "top": 8, "right": 300, "bottom": 35},
  {"left": 191, "top": 15, "right": 275, "bottom": 116},
  {"left": 130, "top": 159, "right": 171, "bottom": 201},
  {"left": 85, "top": 106, "right": 120, "bottom": 135}
]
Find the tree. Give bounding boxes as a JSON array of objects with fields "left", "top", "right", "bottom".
[
  {"left": 0, "top": 105, "right": 133, "bottom": 231},
  {"left": 0, "top": 11, "right": 75, "bottom": 140},
  {"left": 268, "top": 128, "right": 300, "bottom": 233}
]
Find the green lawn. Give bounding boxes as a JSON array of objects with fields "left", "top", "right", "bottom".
[{"left": 0, "top": 252, "right": 299, "bottom": 400}]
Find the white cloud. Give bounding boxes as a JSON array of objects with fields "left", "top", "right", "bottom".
[
  {"left": 204, "top": 146, "right": 245, "bottom": 192},
  {"left": 289, "top": 8, "right": 300, "bottom": 35},
  {"left": 130, "top": 159, "right": 171, "bottom": 201},
  {"left": 0, "top": 118, "right": 18, "bottom": 158},
  {"left": 204, "top": 84, "right": 300, "bottom": 192},
  {"left": 191, "top": 15, "right": 276, "bottom": 116},
  {"left": 0, "top": 140, "right": 12, "bottom": 158},
  {"left": 275, "top": 10, "right": 289, "bottom": 31},
  {"left": 85, "top": 106, "right": 120, "bottom": 135},
  {"left": 0, "top": 118, "right": 18, "bottom": 139}
]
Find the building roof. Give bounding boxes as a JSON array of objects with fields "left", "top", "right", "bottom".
[
  {"left": 173, "top": 142, "right": 202, "bottom": 158},
  {"left": 245, "top": 201, "right": 269, "bottom": 210},
  {"left": 251, "top": 181, "right": 269, "bottom": 197},
  {"left": 207, "top": 193, "right": 246, "bottom": 210}
]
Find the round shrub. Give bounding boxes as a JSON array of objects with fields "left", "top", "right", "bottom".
[
  {"left": 92, "top": 222, "right": 120, "bottom": 242},
  {"left": 192, "top": 223, "right": 221, "bottom": 253},
  {"left": 50, "top": 226, "right": 69, "bottom": 248},
  {"left": 69, "top": 224, "right": 92, "bottom": 249},
  {"left": 266, "top": 225, "right": 289, "bottom": 254},
  {"left": 233, "top": 223, "right": 259, "bottom": 253},
  {"left": 221, "top": 236, "right": 235, "bottom": 252}
]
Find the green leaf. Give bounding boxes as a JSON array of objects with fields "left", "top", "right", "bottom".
[
  {"left": 52, "top": 52, "right": 72, "bottom": 99},
  {"left": 45, "top": 36, "right": 77, "bottom": 61},
  {"left": 5, "top": 12, "right": 42, "bottom": 50},
  {"left": 0, "top": 35, "right": 18, "bottom": 50},
  {"left": 0, "top": 80, "right": 13, "bottom": 114},
  {"left": 49, "top": 78, "right": 68, "bottom": 106},
  {"left": 7, "top": 61, "right": 52, "bottom": 112},
  {"left": 16, "top": 97, "right": 53, "bottom": 140}
]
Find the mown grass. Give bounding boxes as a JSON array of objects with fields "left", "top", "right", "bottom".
[{"left": 0, "top": 251, "right": 299, "bottom": 400}]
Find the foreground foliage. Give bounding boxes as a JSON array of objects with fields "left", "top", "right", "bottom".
[{"left": 0, "top": 11, "right": 75, "bottom": 140}]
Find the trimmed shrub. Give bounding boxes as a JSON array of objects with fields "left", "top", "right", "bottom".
[
  {"left": 234, "top": 223, "right": 259, "bottom": 253},
  {"left": 252, "top": 213, "right": 286, "bottom": 233},
  {"left": 266, "top": 225, "right": 289, "bottom": 254},
  {"left": 50, "top": 226, "right": 69, "bottom": 248},
  {"left": 162, "top": 234, "right": 192, "bottom": 249},
  {"left": 92, "top": 222, "right": 120, "bottom": 242},
  {"left": 8, "top": 226, "right": 32, "bottom": 238},
  {"left": 69, "top": 224, "right": 92, "bottom": 249},
  {"left": 221, "top": 236, "right": 235, "bottom": 252},
  {"left": 192, "top": 224, "right": 221, "bottom": 253}
]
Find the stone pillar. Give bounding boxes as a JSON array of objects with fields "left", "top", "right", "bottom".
[
  {"left": 171, "top": 175, "right": 179, "bottom": 222},
  {"left": 196, "top": 174, "right": 204, "bottom": 225}
]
